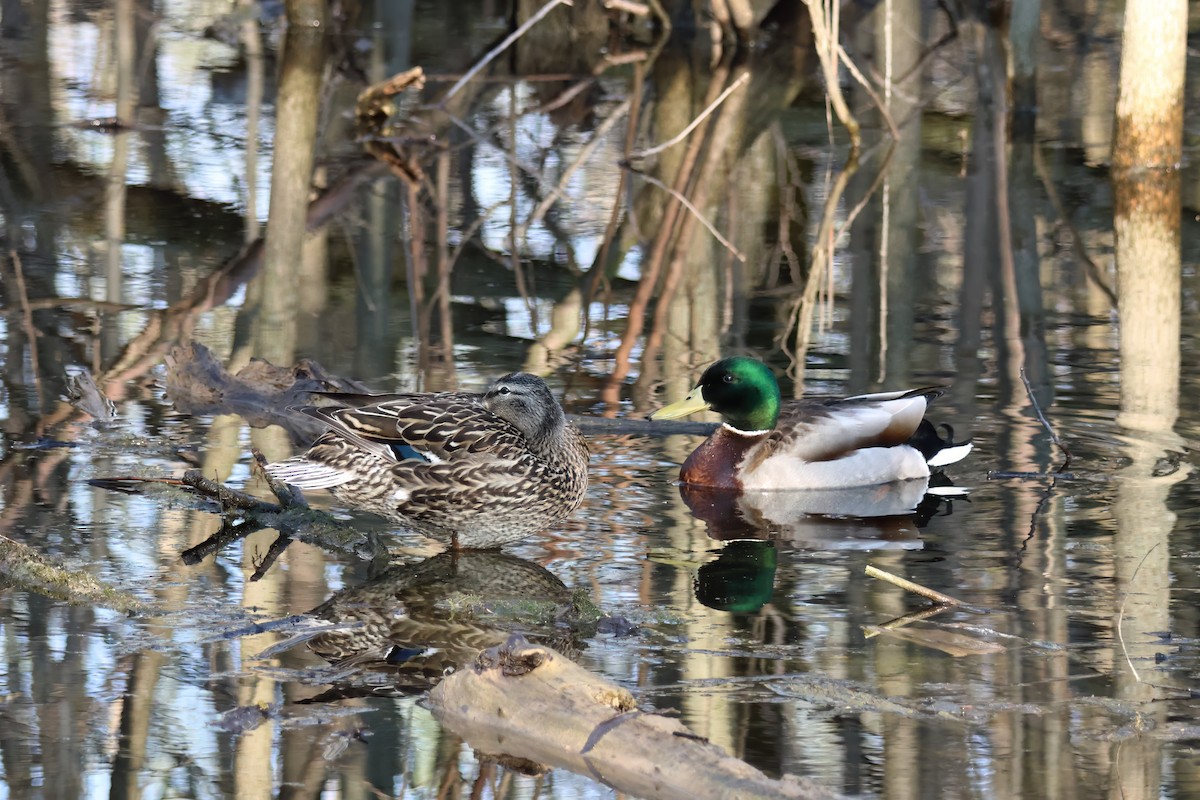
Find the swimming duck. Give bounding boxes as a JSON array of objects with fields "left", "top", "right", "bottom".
[
  {"left": 650, "top": 357, "right": 971, "bottom": 491},
  {"left": 265, "top": 372, "right": 589, "bottom": 549}
]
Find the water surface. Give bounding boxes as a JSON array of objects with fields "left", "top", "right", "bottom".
[{"left": 1, "top": 2, "right": 1198, "bottom": 798}]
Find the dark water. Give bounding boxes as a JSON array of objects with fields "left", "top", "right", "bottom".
[{"left": 1, "top": 1, "right": 1199, "bottom": 798}]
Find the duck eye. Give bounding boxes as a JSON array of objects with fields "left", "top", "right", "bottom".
[
  {"left": 722, "top": 374, "right": 734, "bottom": 383},
  {"left": 498, "top": 386, "right": 511, "bottom": 395}
]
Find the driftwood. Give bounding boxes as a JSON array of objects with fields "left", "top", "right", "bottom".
[
  {"left": 428, "top": 635, "right": 844, "bottom": 800},
  {"left": 163, "top": 342, "right": 371, "bottom": 443}
]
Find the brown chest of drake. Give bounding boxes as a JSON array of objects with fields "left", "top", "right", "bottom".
[{"left": 680, "top": 426, "right": 766, "bottom": 490}]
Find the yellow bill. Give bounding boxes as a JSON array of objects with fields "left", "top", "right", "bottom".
[{"left": 650, "top": 388, "right": 710, "bottom": 420}]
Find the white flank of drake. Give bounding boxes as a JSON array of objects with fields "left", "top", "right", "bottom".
[{"left": 742, "top": 445, "right": 931, "bottom": 491}]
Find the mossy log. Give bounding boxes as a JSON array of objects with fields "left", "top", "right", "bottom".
[
  {"left": 428, "top": 635, "right": 843, "bottom": 800},
  {"left": 0, "top": 535, "right": 146, "bottom": 613}
]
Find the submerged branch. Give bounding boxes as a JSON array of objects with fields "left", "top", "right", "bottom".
[
  {"left": 987, "top": 470, "right": 1077, "bottom": 481},
  {"left": 862, "top": 604, "right": 956, "bottom": 638},
  {"left": 1116, "top": 542, "right": 1163, "bottom": 684}
]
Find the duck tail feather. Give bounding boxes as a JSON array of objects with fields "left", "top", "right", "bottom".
[{"left": 928, "top": 441, "right": 973, "bottom": 468}]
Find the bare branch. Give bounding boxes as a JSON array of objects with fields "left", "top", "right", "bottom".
[
  {"left": 628, "top": 72, "right": 750, "bottom": 160},
  {"left": 442, "top": 0, "right": 574, "bottom": 103},
  {"left": 622, "top": 163, "right": 746, "bottom": 263}
]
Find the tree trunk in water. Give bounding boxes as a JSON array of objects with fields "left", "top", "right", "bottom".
[
  {"left": 257, "top": 5, "right": 327, "bottom": 368},
  {"left": 1112, "top": 0, "right": 1185, "bottom": 430},
  {"left": 1110, "top": 5, "right": 1185, "bottom": 799},
  {"left": 1112, "top": 0, "right": 1186, "bottom": 171}
]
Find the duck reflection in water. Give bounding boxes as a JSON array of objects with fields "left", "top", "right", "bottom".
[
  {"left": 299, "top": 551, "right": 589, "bottom": 701},
  {"left": 684, "top": 479, "right": 964, "bottom": 615},
  {"left": 680, "top": 474, "right": 962, "bottom": 546}
]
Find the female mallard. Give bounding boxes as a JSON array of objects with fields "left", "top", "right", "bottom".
[
  {"left": 650, "top": 357, "right": 971, "bottom": 491},
  {"left": 265, "top": 372, "right": 589, "bottom": 549}
]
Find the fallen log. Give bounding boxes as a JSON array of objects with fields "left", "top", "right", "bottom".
[{"left": 428, "top": 635, "right": 844, "bottom": 800}]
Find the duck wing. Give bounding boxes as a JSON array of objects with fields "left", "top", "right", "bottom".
[
  {"left": 764, "top": 387, "right": 942, "bottom": 463},
  {"left": 267, "top": 391, "right": 526, "bottom": 489}
]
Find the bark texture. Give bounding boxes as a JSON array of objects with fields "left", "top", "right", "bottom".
[{"left": 429, "top": 636, "right": 844, "bottom": 800}]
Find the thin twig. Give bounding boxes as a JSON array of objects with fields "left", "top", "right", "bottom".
[
  {"left": 628, "top": 72, "right": 750, "bottom": 160},
  {"left": 865, "top": 565, "right": 968, "bottom": 607},
  {"left": 581, "top": 61, "right": 644, "bottom": 344},
  {"left": 1116, "top": 542, "right": 1162, "bottom": 683},
  {"left": 836, "top": 45, "right": 900, "bottom": 140},
  {"left": 804, "top": 0, "right": 859, "bottom": 148},
  {"left": 445, "top": 199, "right": 508, "bottom": 274},
  {"left": 621, "top": 163, "right": 746, "bottom": 262},
  {"left": 602, "top": 57, "right": 728, "bottom": 407},
  {"left": 1019, "top": 367, "right": 1072, "bottom": 472},
  {"left": 644, "top": 0, "right": 672, "bottom": 35},
  {"left": 605, "top": 0, "right": 650, "bottom": 14},
  {"left": 441, "top": 0, "right": 573, "bottom": 103},
  {"left": 445, "top": 113, "right": 554, "bottom": 196},
  {"left": 506, "top": 89, "right": 538, "bottom": 334},
  {"left": 988, "top": 470, "right": 1076, "bottom": 481},
  {"left": 516, "top": 97, "right": 633, "bottom": 248},
  {"left": 251, "top": 449, "right": 308, "bottom": 509},
  {"left": 889, "top": 0, "right": 959, "bottom": 87}
]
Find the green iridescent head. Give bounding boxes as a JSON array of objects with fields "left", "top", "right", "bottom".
[{"left": 651, "top": 357, "right": 782, "bottom": 433}]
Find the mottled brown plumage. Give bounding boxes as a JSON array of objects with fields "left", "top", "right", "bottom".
[{"left": 266, "top": 373, "right": 589, "bottom": 548}]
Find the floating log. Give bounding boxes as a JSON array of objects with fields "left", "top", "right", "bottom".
[{"left": 428, "top": 635, "right": 844, "bottom": 800}]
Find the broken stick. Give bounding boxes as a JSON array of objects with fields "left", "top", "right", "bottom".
[{"left": 865, "top": 565, "right": 973, "bottom": 609}]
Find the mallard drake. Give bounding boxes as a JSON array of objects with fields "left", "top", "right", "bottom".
[
  {"left": 650, "top": 357, "right": 971, "bottom": 491},
  {"left": 265, "top": 373, "right": 589, "bottom": 549}
]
